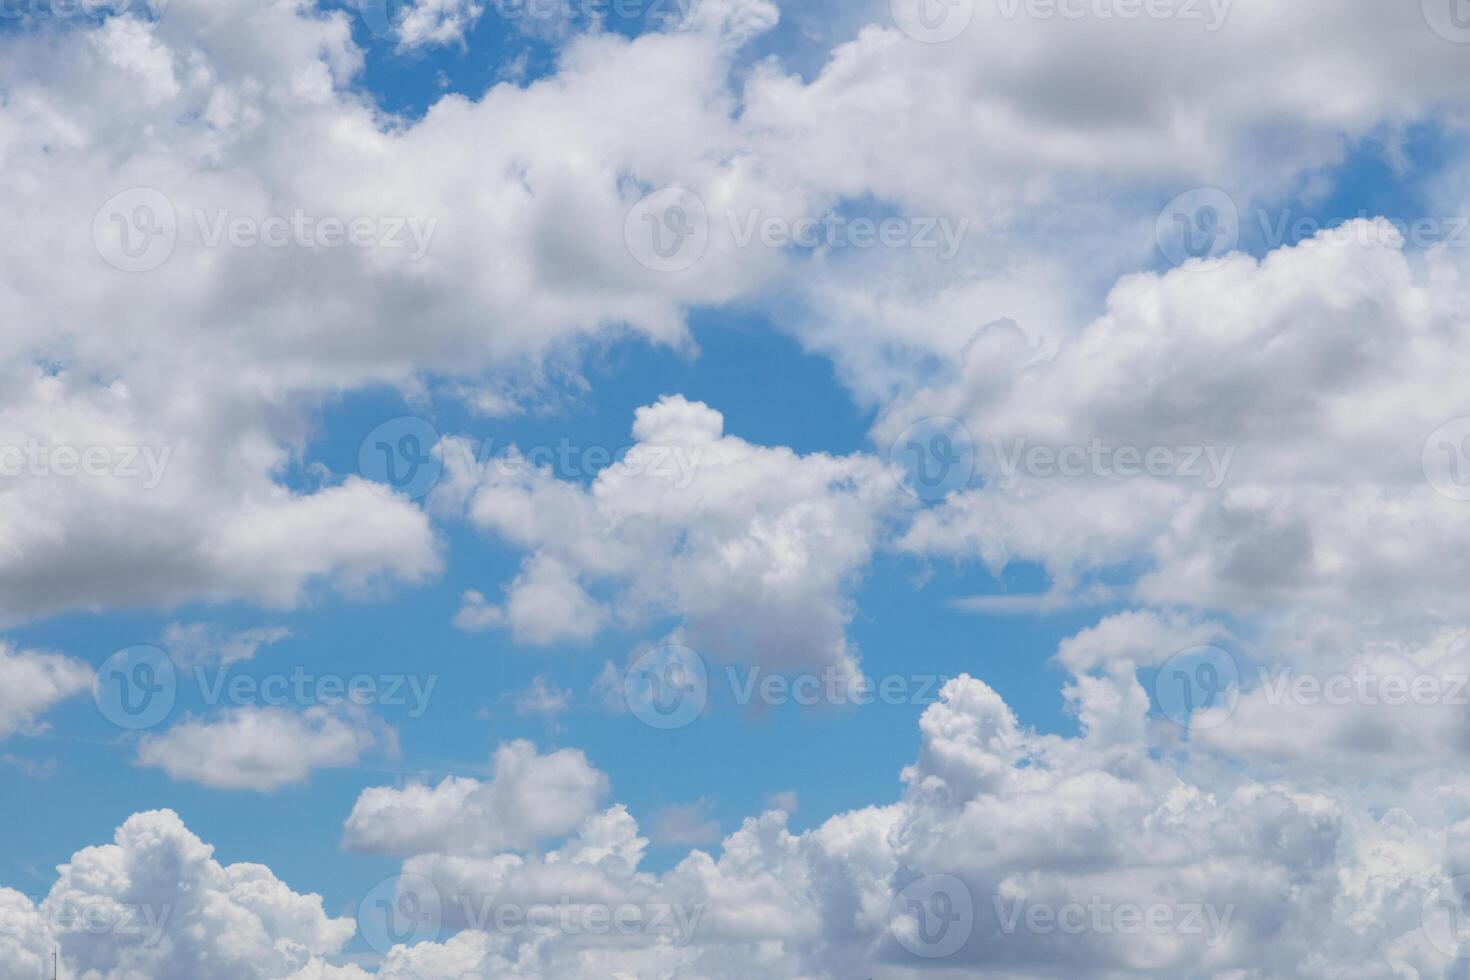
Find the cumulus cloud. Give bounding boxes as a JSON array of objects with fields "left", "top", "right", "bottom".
[
  {"left": 0, "top": 810, "right": 355, "bottom": 980},
  {"left": 438, "top": 395, "right": 906, "bottom": 673},
  {"left": 342, "top": 739, "right": 609, "bottom": 855},
  {"left": 893, "top": 230, "right": 1470, "bottom": 636},
  {"left": 136, "top": 705, "right": 393, "bottom": 791},
  {"left": 314, "top": 613, "right": 1470, "bottom": 979},
  {"left": 0, "top": 643, "right": 91, "bottom": 740}
]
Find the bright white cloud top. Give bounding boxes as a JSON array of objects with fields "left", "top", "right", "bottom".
[{"left": 4, "top": 0, "right": 1470, "bottom": 975}]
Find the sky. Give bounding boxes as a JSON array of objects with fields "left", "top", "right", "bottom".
[{"left": 5, "top": 0, "right": 1470, "bottom": 977}]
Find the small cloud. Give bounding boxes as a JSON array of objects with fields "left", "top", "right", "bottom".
[
  {"left": 513, "top": 675, "right": 574, "bottom": 721},
  {"left": 764, "top": 790, "right": 797, "bottom": 814},
  {"left": 649, "top": 799, "right": 721, "bottom": 846},
  {"left": 162, "top": 622, "right": 291, "bottom": 667},
  {"left": 453, "top": 590, "right": 505, "bottom": 632}
]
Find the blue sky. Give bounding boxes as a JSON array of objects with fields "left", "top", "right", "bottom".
[{"left": 7, "top": 1, "right": 1470, "bottom": 976}]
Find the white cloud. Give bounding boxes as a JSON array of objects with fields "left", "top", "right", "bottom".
[
  {"left": 650, "top": 799, "right": 722, "bottom": 846},
  {"left": 342, "top": 739, "right": 609, "bottom": 855},
  {"left": 439, "top": 395, "right": 906, "bottom": 673},
  {"left": 136, "top": 705, "right": 393, "bottom": 791},
  {"left": 161, "top": 622, "right": 292, "bottom": 667},
  {"left": 0, "top": 643, "right": 90, "bottom": 739},
  {"left": 0, "top": 809, "right": 355, "bottom": 980}
]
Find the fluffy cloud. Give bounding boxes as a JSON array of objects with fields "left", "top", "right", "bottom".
[
  {"left": 894, "top": 230, "right": 1470, "bottom": 633},
  {"left": 324, "top": 613, "right": 1470, "bottom": 979},
  {"left": 439, "top": 395, "right": 906, "bottom": 673},
  {"left": 136, "top": 705, "right": 393, "bottom": 791},
  {"left": 343, "top": 739, "right": 609, "bottom": 855},
  {"left": 6, "top": 0, "right": 1467, "bottom": 629},
  {"left": 0, "top": 810, "right": 355, "bottom": 980},
  {"left": 0, "top": 643, "right": 91, "bottom": 739}
]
